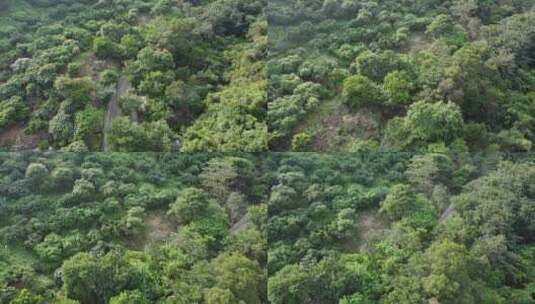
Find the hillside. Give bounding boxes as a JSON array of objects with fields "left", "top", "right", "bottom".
[
  {"left": 267, "top": 153, "right": 535, "bottom": 303},
  {"left": 0, "top": 153, "right": 267, "bottom": 303},
  {"left": 268, "top": 0, "right": 535, "bottom": 152},
  {"left": 0, "top": 0, "right": 267, "bottom": 152}
]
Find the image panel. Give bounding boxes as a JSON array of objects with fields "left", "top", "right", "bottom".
[
  {"left": 267, "top": 1, "right": 535, "bottom": 152},
  {"left": 0, "top": 153, "right": 267, "bottom": 303},
  {"left": 267, "top": 152, "right": 535, "bottom": 303},
  {"left": 0, "top": 0, "right": 267, "bottom": 152}
]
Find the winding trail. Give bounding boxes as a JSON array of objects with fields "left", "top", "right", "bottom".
[
  {"left": 230, "top": 213, "right": 250, "bottom": 235},
  {"left": 102, "top": 76, "right": 129, "bottom": 151},
  {"left": 439, "top": 205, "right": 455, "bottom": 223}
]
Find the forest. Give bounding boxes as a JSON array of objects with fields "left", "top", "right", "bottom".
[
  {"left": 266, "top": 153, "right": 535, "bottom": 304},
  {"left": 1, "top": 0, "right": 535, "bottom": 303},
  {"left": 0, "top": 0, "right": 267, "bottom": 152},
  {"left": 268, "top": 0, "right": 535, "bottom": 152},
  {"left": 1, "top": 152, "right": 535, "bottom": 303},
  {"left": 0, "top": 153, "right": 267, "bottom": 303}
]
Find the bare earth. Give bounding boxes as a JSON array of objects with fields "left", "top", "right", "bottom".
[
  {"left": 102, "top": 76, "right": 129, "bottom": 151},
  {"left": 0, "top": 124, "right": 46, "bottom": 151}
]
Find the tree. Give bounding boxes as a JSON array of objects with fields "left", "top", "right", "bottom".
[
  {"left": 124, "top": 207, "right": 145, "bottom": 234},
  {"left": 383, "top": 71, "right": 413, "bottom": 106},
  {"left": 380, "top": 184, "right": 421, "bottom": 221},
  {"left": 51, "top": 166, "right": 76, "bottom": 190},
  {"left": 167, "top": 187, "right": 212, "bottom": 224},
  {"left": 108, "top": 117, "right": 142, "bottom": 151},
  {"left": 62, "top": 251, "right": 141, "bottom": 304},
  {"left": 35, "top": 233, "right": 65, "bottom": 263},
  {"left": 93, "top": 36, "right": 124, "bottom": 60},
  {"left": 10, "top": 289, "right": 44, "bottom": 304},
  {"left": 211, "top": 254, "right": 265, "bottom": 304},
  {"left": 205, "top": 287, "right": 236, "bottom": 304},
  {"left": 164, "top": 80, "right": 202, "bottom": 116},
  {"left": 405, "top": 154, "right": 441, "bottom": 196},
  {"left": 108, "top": 118, "right": 173, "bottom": 152},
  {"left": 74, "top": 106, "right": 104, "bottom": 149},
  {"left": 426, "top": 14, "right": 456, "bottom": 38},
  {"left": 199, "top": 157, "right": 245, "bottom": 202},
  {"left": 135, "top": 47, "right": 174, "bottom": 73},
  {"left": 354, "top": 50, "right": 403, "bottom": 82},
  {"left": 404, "top": 101, "right": 464, "bottom": 145},
  {"left": 54, "top": 77, "right": 94, "bottom": 108},
  {"left": 120, "top": 34, "right": 144, "bottom": 59},
  {"left": 423, "top": 240, "right": 476, "bottom": 303},
  {"left": 109, "top": 290, "right": 148, "bottom": 304},
  {"left": 25, "top": 163, "right": 48, "bottom": 185},
  {"left": 342, "top": 75, "right": 384, "bottom": 111},
  {"left": 138, "top": 70, "right": 175, "bottom": 97},
  {"left": 0, "top": 96, "right": 28, "bottom": 128},
  {"left": 118, "top": 93, "right": 143, "bottom": 116},
  {"left": 291, "top": 132, "right": 314, "bottom": 152},
  {"left": 49, "top": 109, "right": 75, "bottom": 147},
  {"left": 71, "top": 178, "right": 95, "bottom": 201}
]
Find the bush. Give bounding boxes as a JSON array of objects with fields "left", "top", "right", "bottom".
[
  {"left": 291, "top": 132, "right": 314, "bottom": 151},
  {"left": 0, "top": 96, "right": 29, "bottom": 128},
  {"left": 383, "top": 71, "right": 413, "bottom": 106},
  {"left": 93, "top": 36, "right": 124, "bottom": 60},
  {"left": 342, "top": 75, "right": 384, "bottom": 111}
]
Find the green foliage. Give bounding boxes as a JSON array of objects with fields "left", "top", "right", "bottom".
[
  {"left": 0, "top": 0, "right": 266, "bottom": 152},
  {"left": 0, "top": 96, "right": 28, "bottom": 128},
  {"left": 405, "top": 101, "right": 464, "bottom": 144},
  {"left": 74, "top": 106, "right": 104, "bottom": 149},
  {"left": 93, "top": 36, "right": 124, "bottom": 60},
  {"left": 108, "top": 117, "right": 174, "bottom": 152},
  {"left": 386, "top": 101, "right": 465, "bottom": 149},
  {"left": 291, "top": 132, "right": 314, "bottom": 152},
  {"left": 211, "top": 254, "right": 266, "bottom": 304},
  {"left": 62, "top": 251, "right": 141, "bottom": 304},
  {"left": 54, "top": 77, "right": 94, "bottom": 109},
  {"left": 167, "top": 187, "right": 213, "bottom": 224},
  {"left": 383, "top": 71, "right": 413, "bottom": 106},
  {"left": 49, "top": 109, "right": 75, "bottom": 147},
  {"left": 109, "top": 290, "right": 149, "bottom": 304},
  {"left": 10, "top": 289, "right": 44, "bottom": 304},
  {"left": 2, "top": 153, "right": 535, "bottom": 303},
  {"left": 354, "top": 51, "right": 404, "bottom": 83},
  {"left": 267, "top": 0, "right": 535, "bottom": 152},
  {"left": 342, "top": 75, "right": 384, "bottom": 111},
  {"left": 0, "top": 152, "right": 266, "bottom": 302}
]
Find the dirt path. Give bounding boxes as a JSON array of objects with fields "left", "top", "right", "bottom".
[
  {"left": 439, "top": 205, "right": 455, "bottom": 223},
  {"left": 230, "top": 213, "right": 250, "bottom": 235},
  {"left": 102, "top": 76, "right": 129, "bottom": 151}
]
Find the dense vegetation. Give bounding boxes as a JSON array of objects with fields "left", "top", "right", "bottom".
[
  {"left": 0, "top": 0, "right": 266, "bottom": 152},
  {"left": 2, "top": 0, "right": 535, "bottom": 303},
  {"left": 267, "top": 153, "right": 535, "bottom": 303},
  {"left": 0, "top": 153, "right": 267, "bottom": 303},
  {"left": 2, "top": 152, "right": 535, "bottom": 303},
  {"left": 268, "top": 0, "right": 535, "bottom": 152}
]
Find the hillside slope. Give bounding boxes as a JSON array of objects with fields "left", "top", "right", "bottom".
[{"left": 0, "top": 0, "right": 267, "bottom": 152}]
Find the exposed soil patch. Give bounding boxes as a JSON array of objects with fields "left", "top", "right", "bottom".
[
  {"left": 439, "top": 204, "right": 455, "bottom": 223},
  {"left": 146, "top": 211, "right": 175, "bottom": 242},
  {"left": 309, "top": 104, "right": 380, "bottom": 151},
  {"left": 343, "top": 211, "right": 388, "bottom": 252},
  {"left": 102, "top": 76, "right": 129, "bottom": 151},
  {"left": 404, "top": 32, "right": 431, "bottom": 55},
  {"left": 126, "top": 211, "right": 176, "bottom": 250},
  {"left": 0, "top": 124, "right": 46, "bottom": 151},
  {"left": 230, "top": 213, "right": 251, "bottom": 235}
]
